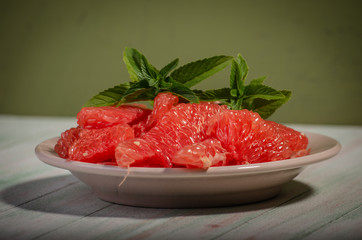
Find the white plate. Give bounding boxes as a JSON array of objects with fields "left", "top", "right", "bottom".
[{"left": 35, "top": 132, "right": 341, "bottom": 208}]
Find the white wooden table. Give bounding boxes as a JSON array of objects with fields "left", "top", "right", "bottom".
[{"left": 0, "top": 115, "right": 361, "bottom": 240}]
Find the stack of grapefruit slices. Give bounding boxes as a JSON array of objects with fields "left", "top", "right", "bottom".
[{"left": 54, "top": 92, "right": 309, "bottom": 169}]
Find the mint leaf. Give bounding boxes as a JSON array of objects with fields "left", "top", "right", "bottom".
[
  {"left": 131, "top": 88, "right": 156, "bottom": 102},
  {"left": 121, "top": 79, "right": 151, "bottom": 103},
  {"left": 244, "top": 84, "right": 285, "bottom": 102},
  {"left": 236, "top": 54, "right": 248, "bottom": 83},
  {"left": 171, "top": 55, "right": 232, "bottom": 87},
  {"left": 229, "top": 58, "right": 242, "bottom": 94},
  {"left": 123, "top": 47, "right": 160, "bottom": 82},
  {"left": 167, "top": 78, "right": 199, "bottom": 103},
  {"left": 123, "top": 47, "right": 144, "bottom": 82},
  {"left": 230, "top": 89, "right": 238, "bottom": 97},
  {"left": 249, "top": 76, "right": 266, "bottom": 85},
  {"left": 248, "top": 90, "right": 291, "bottom": 119},
  {"left": 160, "top": 58, "right": 179, "bottom": 77},
  {"left": 194, "top": 88, "right": 231, "bottom": 101},
  {"left": 83, "top": 83, "right": 130, "bottom": 107},
  {"left": 230, "top": 98, "right": 243, "bottom": 110},
  {"left": 228, "top": 54, "right": 249, "bottom": 110},
  {"left": 159, "top": 77, "right": 173, "bottom": 89},
  {"left": 140, "top": 55, "right": 159, "bottom": 83}
]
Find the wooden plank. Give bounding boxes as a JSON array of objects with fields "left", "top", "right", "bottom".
[
  {"left": 0, "top": 173, "right": 76, "bottom": 212},
  {"left": 0, "top": 181, "right": 111, "bottom": 240},
  {"left": 26, "top": 179, "right": 313, "bottom": 239},
  {"left": 304, "top": 205, "right": 362, "bottom": 240}
]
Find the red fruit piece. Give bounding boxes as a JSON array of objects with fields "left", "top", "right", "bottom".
[
  {"left": 116, "top": 102, "right": 228, "bottom": 168},
  {"left": 115, "top": 138, "right": 163, "bottom": 167},
  {"left": 54, "top": 127, "right": 81, "bottom": 159},
  {"left": 132, "top": 92, "right": 179, "bottom": 137},
  {"left": 172, "top": 138, "right": 230, "bottom": 169},
  {"left": 69, "top": 123, "right": 134, "bottom": 163},
  {"left": 146, "top": 92, "right": 179, "bottom": 128},
  {"left": 77, "top": 104, "right": 152, "bottom": 129},
  {"left": 54, "top": 124, "right": 134, "bottom": 163},
  {"left": 265, "top": 120, "right": 309, "bottom": 157},
  {"left": 207, "top": 110, "right": 309, "bottom": 164}
]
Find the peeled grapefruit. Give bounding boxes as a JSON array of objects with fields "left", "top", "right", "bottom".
[
  {"left": 115, "top": 102, "right": 227, "bottom": 168},
  {"left": 131, "top": 92, "right": 179, "bottom": 137},
  {"left": 207, "top": 110, "right": 309, "bottom": 164},
  {"left": 55, "top": 92, "right": 309, "bottom": 169},
  {"left": 55, "top": 124, "right": 134, "bottom": 163},
  {"left": 172, "top": 138, "right": 230, "bottom": 169},
  {"left": 54, "top": 127, "right": 81, "bottom": 159},
  {"left": 77, "top": 104, "right": 151, "bottom": 129}
]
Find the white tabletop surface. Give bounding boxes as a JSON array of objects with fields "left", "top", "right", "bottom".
[{"left": 0, "top": 114, "right": 361, "bottom": 240}]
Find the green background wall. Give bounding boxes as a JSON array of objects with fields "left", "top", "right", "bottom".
[{"left": 1, "top": 0, "right": 361, "bottom": 124}]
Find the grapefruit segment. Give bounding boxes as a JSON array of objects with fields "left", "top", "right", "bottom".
[
  {"left": 54, "top": 124, "right": 134, "bottom": 163},
  {"left": 207, "top": 110, "right": 309, "bottom": 164},
  {"left": 265, "top": 120, "right": 309, "bottom": 155},
  {"left": 146, "top": 92, "right": 179, "bottom": 128},
  {"left": 132, "top": 92, "right": 179, "bottom": 137},
  {"left": 172, "top": 138, "right": 230, "bottom": 169},
  {"left": 115, "top": 138, "right": 157, "bottom": 167},
  {"left": 69, "top": 123, "right": 134, "bottom": 163},
  {"left": 77, "top": 104, "right": 151, "bottom": 129},
  {"left": 54, "top": 127, "right": 82, "bottom": 159}
]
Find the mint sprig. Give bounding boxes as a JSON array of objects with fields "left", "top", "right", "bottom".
[
  {"left": 229, "top": 54, "right": 248, "bottom": 109},
  {"left": 122, "top": 47, "right": 201, "bottom": 103},
  {"left": 226, "top": 54, "right": 290, "bottom": 118},
  {"left": 195, "top": 54, "right": 290, "bottom": 118},
  {"left": 83, "top": 47, "right": 291, "bottom": 119},
  {"left": 85, "top": 48, "right": 232, "bottom": 106},
  {"left": 171, "top": 56, "right": 233, "bottom": 87}
]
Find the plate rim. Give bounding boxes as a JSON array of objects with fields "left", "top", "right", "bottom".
[{"left": 35, "top": 132, "right": 341, "bottom": 178}]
